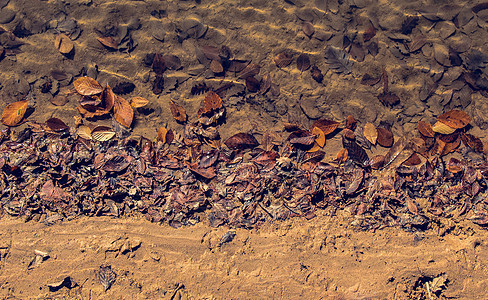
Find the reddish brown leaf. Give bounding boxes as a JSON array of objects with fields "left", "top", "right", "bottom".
[
  {"left": 363, "top": 25, "right": 376, "bottom": 42},
  {"left": 310, "top": 66, "right": 323, "bottom": 83},
  {"left": 152, "top": 53, "right": 166, "bottom": 75},
  {"left": 1, "top": 100, "right": 29, "bottom": 126},
  {"left": 403, "top": 153, "right": 422, "bottom": 166},
  {"left": 437, "top": 109, "right": 471, "bottom": 129},
  {"left": 297, "top": 53, "right": 311, "bottom": 72},
  {"left": 237, "top": 63, "right": 260, "bottom": 79},
  {"left": 360, "top": 73, "right": 381, "bottom": 86},
  {"left": 406, "top": 199, "right": 419, "bottom": 215},
  {"left": 224, "top": 133, "right": 259, "bottom": 150},
  {"left": 245, "top": 76, "right": 261, "bottom": 92},
  {"left": 370, "top": 155, "right": 385, "bottom": 169},
  {"left": 447, "top": 157, "right": 463, "bottom": 173},
  {"left": 103, "top": 155, "right": 130, "bottom": 172},
  {"left": 46, "top": 118, "right": 69, "bottom": 132},
  {"left": 210, "top": 60, "right": 224, "bottom": 73},
  {"left": 97, "top": 36, "right": 118, "bottom": 50},
  {"left": 418, "top": 121, "right": 435, "bottom": 138},
  {"left": 461, "top": 133, "right": 483, "bottom": 152},
  {"left": 337, "top": 148, "right": 348, "bottom": 163},
  {"left": 50, "top": 95, "right": 68, "bottom": 106},
  {"left": 198, "top": 91, "right": 223, "bottom": 117},
  {"left": 345, "top": 115, "right": 357, "bottom": 131},
  {"left": 376, "top": 127, "right": 394, "bottom": 147},
  {"left": 54, "top": 34, "right": 74, "bottom": 54},
  {"left": 73, "top": 77, "right": 104, "bottom": 96},
  {"left": 169, "top": 100, "right": 187, "bottom": 123},
  {"left": 343, "top": 128, "right": 355, "bottom": 140},
  {"left": 310, "top": 119, "right": 340, "bottom": 136},
  {"left": 187, "top": 162, "right": 216, "bottom": 179},
  {"left": 113, "top": 95, "right": 134, "bottom": 128},
  {"left": 100, "top": 84, "right": 115, "bottom": 112}
]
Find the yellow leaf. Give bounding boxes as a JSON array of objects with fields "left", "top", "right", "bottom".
[
  {"left": 432, "top": 121, "right": 456, "bottom": 135},
  {"left": 1, "top": 100, "right": 28, "bottom": 126},
  {"left": 130, "top": 96, "right": 149, "bottom": 108},
  {"left": 311, "top": 126, "right": 325, "bottom": 147},
  {"left": 363, "top": 122, "right": 377, "bottom": 145},
  {"left": 76, "top": 125, "right": 92, "bottom": 140}
]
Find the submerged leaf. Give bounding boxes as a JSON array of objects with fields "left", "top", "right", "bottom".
[
  {"left": 130, "top": 96, "right": 149, "bottom": 108},
  {"left": 98, "top": 265, "right": 116, "bottom": 291},
  {"left": 91, "top": 126, "right": 115, "bottom": 141},
  {"left": 363, "top": 122, "right": 377, "bottom": 145},
  {"left": 437, "top": 109, "right": 471, "bottom": 129},
  {"left": 310, "top": 119, "right": 340, "bottom": 136},
  {"left": 73, "top": 77, "right": 104, "bottom": 96},
  {"left": 324, "top": 46, "right": 353, "bottom": 74},
  {"left": 297, "top": 53, "right": 311, "bottom": 72},
  {"left": 114, "top": 95, "right": 134, "bottom": 128},
  {"left": 224, "top": 133, "right": 259, "bottom": 150},
  {"left": 169, "top": 100, "right": 187, "bottom": 123}
]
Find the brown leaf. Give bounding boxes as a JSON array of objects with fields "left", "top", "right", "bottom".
[
  {"left": 50, "top": 95, "right": 68, "bottom": 106},
  {"left": 245, "top": 76, "right": 261, "bottom": 92},
  {"left": 406, "top": 199, "right": 419, "bottom": 215},
  {"left": 311, "top": 126, "right": 325, "bottom": 147},
  {"left": 363, "top": 122, "right": 377, "bottom": 145},
  {"left": 274, "top": 52, "right": 293, "bottom": 68},
  {"left": 169, "top": 100, "right": 187, "bottom": 123},
  {"left": 1, "top": 100, "right": 28, "bottom": 126},
  {"left": 376, "top": 127, "right": 394, "bottom": 147},
  {"left": 310, "top": 119, "right": 340, "bottom": 136},
  {"left": 437, "top": 109, "right": 471, "bottom": 129},
  {"left": 363, "top": 25, "right": 376, "bottom": 42},
  {"left": 378, "top": 92, "right": 400, "bottom": 107},
  {"left": 97, "top": 36, "right": 118, "bottom": 50},
  {"left": 198, "top": 91, "right": 223, "bottom": 117},
  {"left": 418, "top": 120, "right": 435, "bottom": 137},
  {"left": 210, "top": 60, "right": 224, "bottom": 73},
  {"left": 343, "top": 128, "right": 355, "bottom": 140},
  {"left": 114, "top": 95, "right": 134, "bottom": 128},
  {"left": 302, "top": 22, "right": 314, "bottom": 37},
  {"left": 289, "top": 130, "right": 316, "bottom": 146},
  {"left": 297, "top": 53, "right": 311, "bottom": 72},
  {"left": 130, "top": 96, "right": 149, "bottom": 108},
  {"left": 237, "top": 63, "right": 260, "bottom": 79},
  {"left": 403, "top": 153, "right": 422, "bottom": 166},
  {"left": 432, "top": 121, "right": 456, "bottom": 134},
  {"left": 336, "top": 148, "right": 348, "bottom": 163},
  {"left": 461, "top": 133, "right": 483, "bottom": 152},
  {"left": 76, "top": 125, "right": 92, "bottom": 140},
  {"left": 46, "top": 118, "right": 69, "bottom": 132},
  {"left": 162, "top": 54, "right": 181, "bottom": 70},
  {"left": 345, "top": 115, "right": 357, "bottom": 131},
  {"left": 370, "top": 155, "right": 385, "bottom": 169},
  {"left": 54, "top": 34, "right": 74, "bottom": 54},
  {"left": 152, "top": 53, "right": 166, "bottom": 75},
  {"left": 187, "top": 162, "right": 216, "bottom": 179},
  {"left": 350, "top": 43, "right": 365, "bottom": 62},
  {"left": 224, "top": 133, "right": 259, "bottom": 150},
  {"left": 157, "top": 127, "right": 168, "bottom": 144},
  {"left": 310, "top": 66, "right": 323, "bottom": 83},
  {"left": 100, "top": 84, "right": 115, "bottom": 112},
  {"left": 360, "top": 73, "right": 381, "bottom": 86},
  {"left": 73, "top": 77, "right": 104, "bottom": 96}
]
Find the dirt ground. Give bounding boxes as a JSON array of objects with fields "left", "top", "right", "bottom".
[
  {"left": 2, "top": 0, "right": 488, "bottom": 298},
  {"left": 0, "top": 211, "right": 487, "bottom": 299}
]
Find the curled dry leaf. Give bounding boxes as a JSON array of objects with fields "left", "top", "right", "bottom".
[
  {"left": 114, "top": 95, "right": 134, "bottom": 128},
  {"left": 363, "top": 122, "right": 377, "bottom": 145},
  {"left": 310, "top": 119, "right": 340, "bottom": 136},
  {"left": 461, "top": 133, "right": 483, "bottom": 152},
  {"left": 101, "top": 85, "right": 115, "bottom": 112},
  {"left": 76, "top": 125, "right": 92, "bottom": 140},
  {"left": 376, "top": 127, "right": 394, "bottom": 147},
  {"left": 1, "top": 100, "right": 29, "bottom": 126},
  {"left": 97, "top": 36, "right": 118, "bottom": 50},
  {"left": 432, "top": 121, "right": 456, "bottom": 135},
  {"left": 437, "top": 109, "right": 471, "bottom": 129},
  {"left": 54, "top": 34, "right": 74, "bottom": 54},
  {"left": 224, "top": 132, "right": 259, "bottom": 150},
  {"left": 130, "top": 96, "right": 149, "bottom": 108},
  {"left": 91, "top": 126, "right": 115, "bottom": 141},
  {"left": 311, "top": 126, "right": 325, "bottom": 147},
  {"left": 447, "top": 157, "right": 463, "bottom": 173},
  {"left": 157, "top": 126, "right": 172, "bottom": 144},
  {"left": 73, "top": 77, "right": 104, "bottom": 96},
  {"left": 169, "top": 100, "right": 187, "bottom": 123},
  {"left": 418, "top": 120, "right": 435, "bottom": 137},
  {"left": 46, "top": 118, "right": 69, "bottom": 132}
]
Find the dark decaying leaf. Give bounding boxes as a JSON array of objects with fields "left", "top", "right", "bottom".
[
  {"left": 224, "top": 133, "right": 259, "bottom": 150},
  {"left": 461, "top": 133, "right": 483, "bottom": 152},
  {"left": 237, "top": 63, "right": 260, "bottom": 79},
  {"left": 245, "top": 76, "right": 261, "bottom": 92},
  {"left": 350, "top": 43, "right": 365, "bottom": 62},
  {"left": 162, "top": 54, "right": 181, "bottom": 70},
  {"left": 342, "top": 136, "right": 369, "bottom": 167},
  {"left": 324, "top": 46, "right": 353, "bottom": 74},
  {"left": 188, "top": 162, "right": 216, "bottom": 179},
  {"left": 102, "top": 155, "right": 130, "bottom": 172},
  {"left": 152, "top": 53, "right": 166, "bottom": 75},
  {"left": 297, "top": 53, "right": 311, "bottom": 72},
  {"left": 401, "top": 15, "right": 419, "bottom": 34},
  {"left": 363, "top": 25, "right": 376, "bottom": 42},
  {"left": 311, "top": 65, "right": 323, "bottom": 83},
  {"left": 46, "top": 118, "right": 69, "bottom": 132},
  {"left": 360, "top": 73, "right": 381, "bottom": 86},
  {"left": 47, "top": 276, "right": 78, "bottom": 292},
  {"left": 98, "top": 265, "right": 116, "bottom": 291},
  {"left": 274, "top": 52, "right": 293, "bottom": 68},
  {"left": 302, "top": 22, "right": 314, "bottom": 37},
  {"left": 378, "top": 92, "right": 400, "bottom": 107}
]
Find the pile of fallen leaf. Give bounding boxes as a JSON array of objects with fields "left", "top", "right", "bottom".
[{"left": 1, "top": 77, "right": 488, "bottom": 230}]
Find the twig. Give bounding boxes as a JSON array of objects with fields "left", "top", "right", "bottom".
[{"left": 426, "top": 281, "right": 433, "bottom": 300}]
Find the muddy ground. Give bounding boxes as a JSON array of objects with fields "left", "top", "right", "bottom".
[{"left": 1, "top": 0, "right": 488, "bottom": 298}]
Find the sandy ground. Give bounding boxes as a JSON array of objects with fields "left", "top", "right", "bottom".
[
  {"left": 1, "top": 211, "right": 488, "bottom": 299},
  {"left": 1, "top": 0, "right": 488, "bottom": 298}
]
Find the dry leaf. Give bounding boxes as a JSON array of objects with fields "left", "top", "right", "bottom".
[
  {"left": 1, "top": 100, "right": 28, "bottom": 126},
  {"left": 73, "top": 77, "right": 104, "bottom": 96},
  {"left": 376, "top": 127, "right": 394, "bottom": 147},
  {"left": 403, "top": 153, "right": 422, "bottom": 166},
  {"left": 54, "top": 34, "right": 74, "bottom": 54},
  {"left": 311, "top": 126, "right": 325, "bottom": 147},
  {"left": 91, "top": 126, "right": 115, "bottom": 141},
  {"left": 337, "top": 148, "right": 348, "bottom": 163},
  {"left": 432, "top": 121, "right": 456, "bottom": 134},
  {"left": 310, "top": 119, "right": 340, "bottom": 136},
  {"left": 100, "top": 84, "right": 115, "bottom": 112},
  {"left": 76, "top": 125, "right": 92, "bottom": 140},
  {"left": 98, "top": 265, "right": 116, "bottom": 291},
  {"left": 363, "top": 122, "right": 377, "bottom": 145},
  {"left": 198, "top": 91, "right": 223, "bottom": 117},
  {"left": 130, "top": 97, "right": 149, "bottom": 108},
  {"left": 437, "top": 109, "right": 471, "bottom": 129},
  {"left": 224, "top": 133, "right": 259, "bottom": 150},
  {"left": 114, "top": 95, "right": 134, "bottom": 128},
  {"left": 157, "top": 126, "right": 168, "bottom": 144},
  {"left": 210, "top": 60, "right": 224, "bottom": 73},
  {"left": 460, "top": 133, "right": 483, "bottom": 152},
  {"left": 447, "top": 157, "right": 463, "bottom": 173},
  {"left": 345, "top": 115, "right": 357, "bottom": 131},
  {"left": 169, "top": 100, "right": 187, "bottom": 123},
  {"left": 418, "top": 120, "right": 435, "bottom": 137}
]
